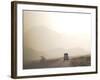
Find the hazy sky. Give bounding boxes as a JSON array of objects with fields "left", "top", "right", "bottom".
[{"left": 23, "top": 10, "right": 91, "bottom": 60}]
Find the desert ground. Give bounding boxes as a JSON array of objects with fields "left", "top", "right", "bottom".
[{"left": 23, "top": 55, "right": 91, "bottom": 69}]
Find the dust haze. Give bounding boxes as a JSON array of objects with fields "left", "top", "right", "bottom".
[{"left": 23, "top": 11, "right": 91, "bottom": 69}]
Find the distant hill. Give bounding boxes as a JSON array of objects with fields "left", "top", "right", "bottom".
[
  {"left": 24, "top": 25, "right": 90, "bottom": 59},
  {"left": 23, "top": 25, "right": 91, "bottom": 69},
  {"left": 24, "top": 25, "right": 72, "bottom": 52}
]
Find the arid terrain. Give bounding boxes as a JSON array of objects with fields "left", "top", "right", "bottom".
[{"left": 23, "top": 55, "right": 91, "bottom": 69}]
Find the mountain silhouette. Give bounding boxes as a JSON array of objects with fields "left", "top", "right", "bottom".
[
  {"left": 24, "top": 26, "right": 90, "bottom": 62},
  {"left": 24, "top": 26, "right": 69, "bottom": 51}
]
